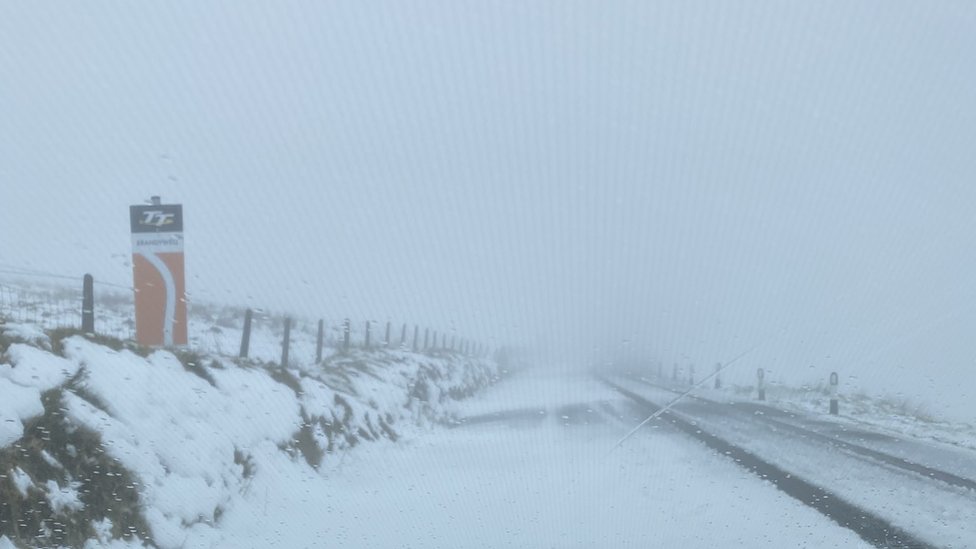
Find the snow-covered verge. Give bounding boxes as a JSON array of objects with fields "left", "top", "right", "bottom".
[
  {"left": 0, "top": 322, "right": 500, "bottom": 548},
  {"left": 632, "top": 368, "right": 976, "bottom": 452},
  {"left": 731, "top": 381, "right": 976, "bottom": 451}
]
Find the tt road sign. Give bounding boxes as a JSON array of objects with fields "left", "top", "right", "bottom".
[{"left": 130, "top": 200, "right": 187, "bottom": 347}]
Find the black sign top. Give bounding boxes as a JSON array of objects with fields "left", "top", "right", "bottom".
[{"left": 130, "top": 204, "right": 184, "bottom": 233}]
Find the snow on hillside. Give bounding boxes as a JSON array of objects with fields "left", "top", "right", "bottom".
[{"left": 0, "top": 284, "right": 502, "bottom": 548}]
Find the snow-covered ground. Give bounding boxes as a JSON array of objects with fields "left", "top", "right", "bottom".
[
  {"left": 1, "top": 278, "right": 970, "bottom": 547},
  {"left": 614, "top": 373, "right": 976, "bottom": 548},
  {"left": 0, "top": 307, "right": 499, "bottom": 548}
]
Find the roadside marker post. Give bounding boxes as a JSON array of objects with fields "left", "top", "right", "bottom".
[
  {"left": 81, "top": 274, "right": 95, "bottom": 333},
  {"left": 829, "top": 372, "right": 839, "bottom": 415}
]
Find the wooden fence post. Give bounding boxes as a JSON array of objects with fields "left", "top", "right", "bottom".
[
  {"left": 239, "top": 309, "right": 253, "bottom": 358},
  {"left": 714, "top": 362, "right": 722, "bottom": 389},
  {"left": 757, "top": 368, "right": 766, "bottom": 401},
  {"left": 401, "top": 323, "right": 407, "bottom": 348},
  {"left": 413, "top": 325, "right": 419, "bottom": 351},
  {"left": 424, "top": 328, "right": 429, "bottom": 350},
  {"left": 81, "top": 274, "right": 95, "bottom": 333},
  {"left": 316, "top": 319, "right": 324, "bottom": 363},
  {"left": 385, "top": 321, "right": 391, "bottom": 348},
  {"left": 364, "top": 320, "right": 371, "bottom": 348},
  {"left": 343, "top": 318, "right": 351, "bottom": 352},
  {"left": 281, "top": 317, "right": 291, "bottom": 368}
]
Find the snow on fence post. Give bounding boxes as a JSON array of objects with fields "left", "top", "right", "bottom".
[
  {"left": 364, "top": 320, "right": 371, "bottom": 348},
  {"left": 239, "top": 309, "right": 253, "bottom": 359},
  {"left": 281, "top": 317, "right": 292, "bottom": 368},
  {"left": 829, "top": 371, "right": 839, "bottom": 415},
  {"left": 714, "top": 362, "right": 722, "bottom": 389},
  {"left": 757, "top": 368, "right": 766, "bottom": 401},
  {"left": 316, "top": 319, "right": 324, "bottom": 363},
  {"left": 81, "top": 274, "right": 95, "bottom": 333},
  {"left": 343, "top": 319, "right": 351, "bottom": 352},
  {"left": 385, "top": 321, "right": 391, "bottom": 348}
]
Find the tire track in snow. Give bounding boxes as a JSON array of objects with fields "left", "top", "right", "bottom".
[
  {"left": 600, "top": 377, "right": 935, "bottom": 549},
  {"left": 629, "top": 375, "right": 976, "bottom": 493}
]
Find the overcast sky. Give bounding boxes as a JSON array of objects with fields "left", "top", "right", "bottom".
[{"left": 1, "top": 1, "right": 974, "bottom": 416}]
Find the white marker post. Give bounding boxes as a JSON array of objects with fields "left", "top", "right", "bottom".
[
  {"left": 829, "top": 372, "right": 839, "bottom": 415},
  {"left": 757, "top": 368, "right": 765, "bottom": 401}
]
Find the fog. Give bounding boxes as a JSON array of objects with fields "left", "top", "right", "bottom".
[{"left": 1, "top": 2, "right": 974, "bottom": 416}]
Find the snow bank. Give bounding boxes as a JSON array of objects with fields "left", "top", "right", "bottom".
[{"left": 1, "top": 328, "right": 499, "bottom": 548}]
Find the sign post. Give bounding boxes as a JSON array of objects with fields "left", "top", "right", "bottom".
[{"left": 130, "top": 196, "right": 187, "bottom": 347}]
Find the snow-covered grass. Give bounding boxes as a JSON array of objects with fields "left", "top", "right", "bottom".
[
  {"left": 629, "top": 366, "right": 976, "bottom": 452},
  {"left": 0, "top": 282, "right": 501, "bottom": 548}
]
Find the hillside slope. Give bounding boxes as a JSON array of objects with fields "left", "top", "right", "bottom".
[{"left": 0, "top": 320, "right": 500, "bottom": 548}]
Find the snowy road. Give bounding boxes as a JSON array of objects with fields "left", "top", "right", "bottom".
[
  {"left": 274, "top": 371, "right": 871, "bottom": 548},
  {"left": 604, "top": 374, "right": 976, "bottom": 548},
  {"left": 202, "top": 368, "right": 976, "bottom": 547}
]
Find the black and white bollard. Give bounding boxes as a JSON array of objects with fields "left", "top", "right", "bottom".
[
  {"left": 757, "top": 368, "right": 765, "bottom": 401},
  {"left": 829, "top": 371, "right": 839, "bottom": 415},
  {"left": 81, "top": 274, "right": 95, "bottom": 333}
]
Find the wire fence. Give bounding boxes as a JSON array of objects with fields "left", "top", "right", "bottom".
[{"left": 0, "top": 270, "right": 492, "bottom": 367}]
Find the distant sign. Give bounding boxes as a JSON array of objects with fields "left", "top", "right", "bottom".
[{"left": 130, "top": 203, "right": 187, "bottom": 346}]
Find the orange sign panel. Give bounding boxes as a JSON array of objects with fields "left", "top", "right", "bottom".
[{"left": 130, "top": 204, "right": 187, "bottom": 346}]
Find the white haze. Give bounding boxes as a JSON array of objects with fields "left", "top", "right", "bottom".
[{"left": 1, "top": 2, "right": 974, "bottom": 418}]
